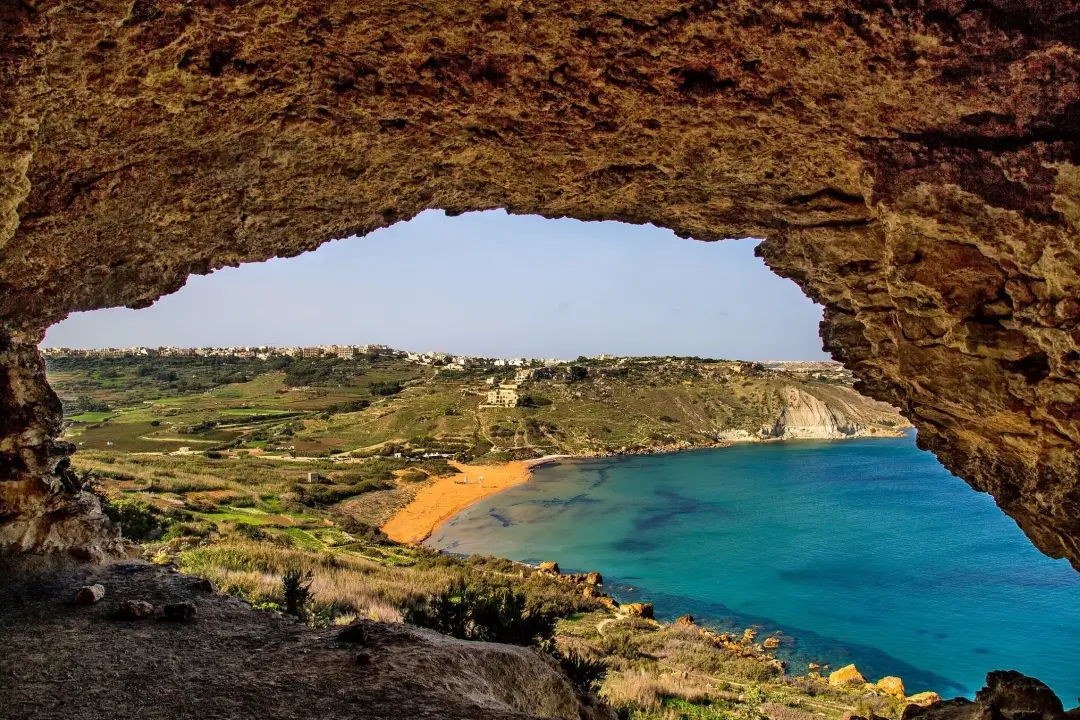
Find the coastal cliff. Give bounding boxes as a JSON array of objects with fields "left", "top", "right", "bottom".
[{"left": 761, "top": 386, "right": 906, "bottom": 441}]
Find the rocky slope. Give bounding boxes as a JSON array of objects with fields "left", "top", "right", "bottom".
[
  {"left": 0, "top": 1, "right": 1078, "bottom": 574},
  {"left": 0, "top": 562, "right": 612, "bottom": 720},
  {"left": 763, "top": 387, "right": 878, "bottom": 440}
]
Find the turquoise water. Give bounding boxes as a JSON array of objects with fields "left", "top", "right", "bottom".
[{"left": 429, "top": 434, "right": 1080, "bottom": 703}]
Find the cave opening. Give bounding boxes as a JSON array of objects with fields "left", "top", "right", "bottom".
[{"left": 29, "top": 210, "right": 1080, "bottom": 700}]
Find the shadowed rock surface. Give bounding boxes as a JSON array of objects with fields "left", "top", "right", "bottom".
[
  {"left": 0, "top": 0, "right": 1078, "bottom": 576},
  {"left": 901, "top": 671, "right": 1069, "bottom": 720},
  {"left": 0, "top": 563, "right": 613, "bottom": 720}
]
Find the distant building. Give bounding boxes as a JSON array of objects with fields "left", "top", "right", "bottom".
[
  {"left": 486, "top": 383, "right": 520, "bottom": 408},
  {"left": 301, "top": 347, "right": 322, "bottom": 358},
  {"left": 332, "top": 345, "right": 355, "bottom": 360},
  {"left": 514, "top": 369, "right": 532, "bottom": 383}
]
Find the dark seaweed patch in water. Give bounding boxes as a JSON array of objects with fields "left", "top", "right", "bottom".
[
  {"left": 611, "top": 536, "right": 659, "bottom": 552},
  {"left": 973, "top": 648, "right": 991, "bottom": 655},
  {"left": 631, "top": 487, "right": 727, "bottom": 532},
  {"left": 536, "top": 492, "right": 601, "bottom": 507},
  {"left": 488, "top": 511, "right": 513, "bottom": 527}
]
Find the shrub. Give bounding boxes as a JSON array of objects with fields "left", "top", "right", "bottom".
[
  {"left": 293, "top": 480, "right": 393, "bottom": 506},
  {"left": 369, "top": 380, "right": 403, "bottom": 396},
  {"left": 744, "top": 685, "right": 766, "bottom": 706},
  {"left": 403, "top": 579, "right": 559, "bottom": 650},
  {"left": 100, "top": 497, "right": 166, "bottom": 542},
  {"left": 559, "top": 650, "right": 607, "bottom": 693},
  {"left": 282, "top": 569, "right": 314, "bottom": 618},
  {"left": 597, "top": 631, "right": 642, "bottom": 660}
]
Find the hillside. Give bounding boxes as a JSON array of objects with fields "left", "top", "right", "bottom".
[{"left": 46, "top": 353, "right": 909, "bottom": 464}]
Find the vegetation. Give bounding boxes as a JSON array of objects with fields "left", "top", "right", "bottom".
[
  {"left": 53, "top": 352, "right": 911, "bottom": 720},
  {"left": 48, "top": 354, "right": 906, "bottom": 461}
]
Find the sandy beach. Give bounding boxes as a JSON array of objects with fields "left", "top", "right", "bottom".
[{"left": 381, "top": 456, "right": 565, "bottom": 544}]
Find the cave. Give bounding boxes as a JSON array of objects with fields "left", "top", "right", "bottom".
[{"left": 1, "top": 0, "right": 1079, "bottom": 713}]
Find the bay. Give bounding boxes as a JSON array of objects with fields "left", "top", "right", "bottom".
[{"left": 428, "top": 433, "right": 1080, "bottom": 702}]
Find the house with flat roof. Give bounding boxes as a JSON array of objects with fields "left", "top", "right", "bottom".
[{"left": 486, "top": 383, "right": 520, "bottom": 408}]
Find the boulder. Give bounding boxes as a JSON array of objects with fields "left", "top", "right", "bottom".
[
  {"left": 877, "top": 677, "right": 906, "bottom": 700},
  {"left": 336, "top": 622, "right": 367, "bottom": 645},
  {"left": 599, "top": 596, "right": 619, "bottom": 610},
  {"left": 764, "top": 637, "right": 780, "bottom": 649},
  {"left": 975, "top": 671, "right": 1063, "bottom": 720},
  {"left": 585, "top": 572, "right": 603, "bottom": 586},
  {"left": 189, "top": 577, "right": 216, "bottom": 594},
  {"left": 624, "top": 602, "right": 654, "bottom": 619},
  {"left": 582, "top": 586, "right": 600, "bottom": 599},
  {"left": 538, "top": 561, "right": 560, "bottom": 575},
  {"left": 829, "top": 664, "right": 867, "bottom": 687},
  {"left": 674, "top": 614, "right": 695, "bottom": 626},
  {"left": 163, "top": 602, "right": 197, "bottom": 622},
  {"left": 74, "top": 584, "right": 106, "bottom": 605},
  {"left": 905, "top": 692, "right": 943, "bottom": 708},
  {"left": 116, "top": 600, "right": 154, "bottom": 620},
  {"left": 902, "top": 672, "right": 1066, "bottom": 720}
]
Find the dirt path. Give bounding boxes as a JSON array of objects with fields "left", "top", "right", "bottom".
[{"left": 381, "top": 457, "right": 566, "bottom": 545}]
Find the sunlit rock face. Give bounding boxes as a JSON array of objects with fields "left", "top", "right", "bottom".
[{"left": 0, "top": 1, "right": 1078, "bottom": 565}]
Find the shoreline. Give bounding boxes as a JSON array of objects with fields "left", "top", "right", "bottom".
[
  {"left": 380, "top": 455, "right": 567, "bottom": 544},
  {"left": 380, "top": 429, "right": 911, "bottom": 545}
]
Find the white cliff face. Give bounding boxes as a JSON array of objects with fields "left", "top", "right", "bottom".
[{"left": 761, "top": 387, "right": 875, "bottom": 440}]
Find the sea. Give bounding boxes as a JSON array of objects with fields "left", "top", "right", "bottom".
[{"left": 428, "top": 432, "right": 1080, "bottom": 703}]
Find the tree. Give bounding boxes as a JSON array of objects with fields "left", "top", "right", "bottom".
[{"left": 566, "top": 366, "right": 588, "bottom": 382}]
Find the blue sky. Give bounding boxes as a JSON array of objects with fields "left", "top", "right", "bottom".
[{"left": 43, "top": 210, "right": 828, "bottom": 361}]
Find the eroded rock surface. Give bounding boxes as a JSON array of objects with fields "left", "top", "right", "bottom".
[
  {"left": 0, "top": 1, "right": 1078, "bottom": 568},
  {"left": 0, "top": 563, "right": 612, "bottom": 719}
]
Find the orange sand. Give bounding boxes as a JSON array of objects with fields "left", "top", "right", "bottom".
[{"left": 381, "top": 458, "right": 562, "bottom": 544}]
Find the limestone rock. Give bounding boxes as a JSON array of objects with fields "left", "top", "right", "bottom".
[
  {"left": 116, "top": 600, "right": 154, "bottom": 620},
  {"left": 163, "top": 602, "right": 197, "bottom": 622},
  {"left": 975, "top": 671, "right": 1063, "bottom": 720},
  {"left": 763, "top": 637, "right": 780, "bottom": 650},
  {"left": 906, "top": 693, "right": 943, "bottom": 708},
  {"left": 623, "top": 602, "right": 653, "bottom": 619},
  {"left": 585, "top": 572, "right": 603, "bottom": 586},
  {"left": 877, "top": 677, "right": 906, "bottom": 700},
  {"left": 674, "top": 614, "right": 695, "bottom": 626},
  {"left": 189, "top": 577, "right": 216, "bottom": 594},
  {"left": 74, "top": 584, "right": 105, "bottom": 605},
  {"left": 902, "top": 672, "right": 1066, "bottom": 720},
  {"left": 0, "top": 0, "right": 1077, "bottom": 586},
  {"left": 829, "top": 664, "right": 867, "bottom": 688},
  {"left": 336, "top": 621, "right": 367, "bottom": 645},
  {"left": 538, "top": 562, "right": 559, "bottom": 576}
]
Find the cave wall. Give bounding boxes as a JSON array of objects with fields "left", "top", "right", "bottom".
[{"left": 0, "top": 0, "right": 1078, "bottom": 565}]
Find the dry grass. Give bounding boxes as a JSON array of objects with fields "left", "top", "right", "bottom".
[
  {"left": 179, "top": 540, "right": 465, "bottom": 615},
  {"left": 601, "top": 668, "right": 714, "bottom": 710},
  {"left": 761, "top": 702, "right": 820, "bottom": 720}
]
